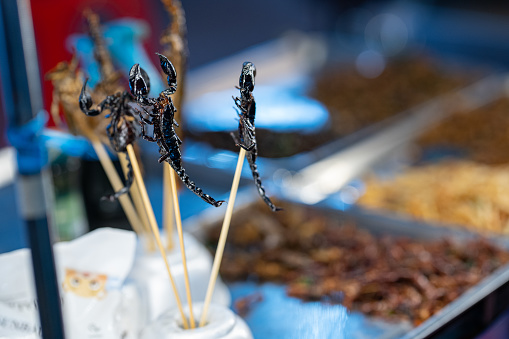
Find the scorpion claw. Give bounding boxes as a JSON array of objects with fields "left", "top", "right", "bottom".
[
  {"left": 239, "top": 61, "right": 256, "bottom": 92},
  {"left": 129, "top": 64, "right": 151, "bottom": 98},
  {"left": 156, "top": 53, "right": 177, "bottom": 94},
  {"left": 79, "top": 79, "right": 101, "bottom": 116}
]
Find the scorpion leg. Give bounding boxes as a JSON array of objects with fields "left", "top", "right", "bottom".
[
  {"left": 79, "top": 79, "right": 101, "bottom": 116},
  {"left": 233, "top": 96, "right": 244, "bottom": 113},
  {"left": 106, "top": 122, "right": 116, "bottom": 147},
  {"left": 158, "top": 140, "right": 175, "bottom": 163},
  {"left": 158, "top": 135, "right": 184, "bottom": 162},
  {"left": 232, "top": 120, "right": 255, "bottom": 152},
  {"left": 140, "top": 124, "right": 158, "bottom": 143},
  {"left": 139, "top": 114, "right": 154, "bottom": 125},
  {"left": 238, "top": 142, "right": 255, "bottom": 152},
  {"left": 140, "top": 123, "right": 157, "bottom": 142},
  {"left": 230, "top": 131, "right": 242, "bottom": 148},
  {"left": 101, "top": 152, "right": 134, "bottom": 201},
  {"left": 137, "top": 112, "right": 159, "bottom": 142},
  {"left": 159, "top": 153, "right": 171, "bottom": 163},
  {"left": 142, "top": 135, "right": 158, "bottom": 143}
]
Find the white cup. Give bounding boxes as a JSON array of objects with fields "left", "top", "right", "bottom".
[
  {"left": 126, "top": 232, "right": 231, "bottom": 326},
  {"left": 141, "top": 302, "right": 253, "bottom": 339}
]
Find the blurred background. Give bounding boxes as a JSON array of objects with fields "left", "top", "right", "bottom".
[
  {"left": 3, "top": 0, "right": 509, "bottom": 338},
  {"left": 5, "top": 0, "right": 509, "bottom": 245}
]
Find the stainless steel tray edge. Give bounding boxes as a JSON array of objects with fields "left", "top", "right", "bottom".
[
  {"left": 184, "top": 192, "right": 509, "bottom": 338},
  {"left": 400, "top": 263, "right": 509, "bottom": 339},
  {"left": 286, "top": 74, "right": 509, "bottom": 205},
  {"left": 343, "top": 206, "right": 509, "bottom": 338}
]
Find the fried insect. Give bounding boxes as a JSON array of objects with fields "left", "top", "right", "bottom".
[
  {"left": 129, "top": 53, "right": 224, "bottom": 207},
  {"left": 206, "top": 201, "right": 509, "bottom": 325},
  {"left": 79, "top": 79, "right": 139, "bottom": 201},
  {"left": 231, "top": 62, "right": 281, "bottom": 212}
]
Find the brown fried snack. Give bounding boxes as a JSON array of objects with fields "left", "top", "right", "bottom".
[
  {"left": 46, "top": 9, "right": 122, "bottom": 144},
  {"left": 359, "top": 160, "right": 509, "bottom": 234},
  {"left": 312, "top": 57, "right": 471, "bottom": 138},
  {"left": 418, "top": 98, "right": 509, "bottom": 165},
  {"left": 206, "top": 201, "right": 509, "bottom": 325},
  {"left": 234, "top": 292, "right": 264, "bottom": 318}
]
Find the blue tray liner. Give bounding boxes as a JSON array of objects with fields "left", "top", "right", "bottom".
[
  {"left": 229, "top": 282, "right": 411, "bottom": 339},
  {"left": 184, "top": 83, "right": 329, "bottom": 134}
]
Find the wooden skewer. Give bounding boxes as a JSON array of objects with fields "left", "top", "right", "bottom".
[
  {"left": 126, "top": 144, "right": 189, "bottom": 329},
  {"left": 119, "top": 153, "right": 155, "bottom": 251},
  {"left": 199, "top": 148, "right": 246, "bottom": 327},
  {"left": 169, "top": 167, "right": 196, "bottom": 328},
  {"left": 87, "top": 135, "right": 144, "bottom": 236},
  {"left": 163, "top": 163, "right": 175, "bottom": 250}
]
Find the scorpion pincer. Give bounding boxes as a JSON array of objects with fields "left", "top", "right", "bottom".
[
  {"left": 79, "top": 79, "right": 138, "bottom": 201},
  {"left": 129, "top": 53, "right": 224, "bottom": 207},
  {"left": 231, "top": 62, "right": 281, "bottom": 212}
]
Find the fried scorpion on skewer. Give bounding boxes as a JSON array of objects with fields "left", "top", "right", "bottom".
[
  {"left": 231, "top": 62, "right": 281, "bottom": 212},
  {"left": 129, "top": 53, "right": 224, "bottom": 207},
  {"left": 79, "top": 80, "right": 139, "bottom": 201}
]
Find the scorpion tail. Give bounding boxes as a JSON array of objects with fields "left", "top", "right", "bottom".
[
  {"left": 173, "top": 166, "right": 225, "bottom": 207},
  {"left": 101, "top": 152, "right": 133, "bottom": 202},
  {"left": 246, "top": 150, "right": 282, "bottom": 212}
]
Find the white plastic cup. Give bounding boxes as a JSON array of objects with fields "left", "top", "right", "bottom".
[
  {"left": 140, "top": 302, "right": 253, "bottom": 339},
  {"left": 126, "top": 232, "right": 231, "bottom": 326}
]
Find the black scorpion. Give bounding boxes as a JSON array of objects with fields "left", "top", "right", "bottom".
[
  {"left": 129, "top": 53, "right": 224, "bottom": 207},
  {"left": 231, "top": 62, "right": 281, "bottom": 212},
  {"left": 79, "top": 79, "right": 138, "bottom": 201}
]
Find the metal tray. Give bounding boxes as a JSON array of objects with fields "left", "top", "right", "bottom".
[
  {"left": 332, "top": 81, "right": 509, "bottom": 241},
  {"left": 281, "top": 73, "right": 509, "bottom": 205},
  {"left": 184, "top": 193, "right": 509, "bottom": 339},
  {"left": 346, "top": 207, "right": 509, "bottom": 339}
]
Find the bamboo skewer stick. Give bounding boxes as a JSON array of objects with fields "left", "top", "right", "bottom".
[
  {"left": 126, "top": 144, "right": 189, "bottom": 329},
  {"left": 163, "top": 163, "right": 175, "bottom": 250},
  {"left": 199, "top": 148, "right": 246, "bottom": 327},
  {"left": 87, "top": 134, "right": 143, "bottom": 236},
  {"left": 169, "top": 167, "right": 196, "bottom": 328},
  {"left": 119, "top": 153, "right": 155, "bottom": 251}
]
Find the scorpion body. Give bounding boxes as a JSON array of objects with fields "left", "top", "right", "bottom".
[
  {"left": 130, "top": 53, "right": 224, "bottom": 207},
  {"left": 232, "top": 62, "right": 281, "bottom": 212},
  {"left": 79, "top": 80, "right": 138, "bottom": 201}
]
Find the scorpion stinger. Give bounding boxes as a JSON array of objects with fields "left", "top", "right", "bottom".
[
  {"left": 231, "top": 61, "right": 281, "bottom": 212},
  {"left": 130, "top": 54, "right": 225, "bottom": 208},
  {"left": 79, "top": 79, "right": 101, "bottom": 116}
]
